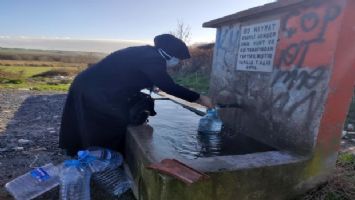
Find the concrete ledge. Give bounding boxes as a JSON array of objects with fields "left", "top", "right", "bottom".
[
  {"left": 127, "top": 124, "right": 308, "bottom": 172},
  {"left": 125, "top": 124, "right": 315, "bottom": 200}
]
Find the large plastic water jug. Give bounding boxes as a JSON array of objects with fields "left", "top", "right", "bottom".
[
  {"left": 59, "top": 160, "right": 91, "bottom": 200},
  {"left": 198, "top": 108, "right": 223, "bottom": 133}
]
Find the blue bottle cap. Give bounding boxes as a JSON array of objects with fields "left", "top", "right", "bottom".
[{"left": 77, "top": 150, "right": 90, "bottom": 160}]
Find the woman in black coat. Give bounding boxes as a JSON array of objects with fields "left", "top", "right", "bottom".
[{"left": 59, "top": 34, "right": 213, "bottom": 156}]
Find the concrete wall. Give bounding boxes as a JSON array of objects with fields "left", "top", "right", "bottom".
[{"left": 209, "top": 0, "right": 349, "bottom": 155}]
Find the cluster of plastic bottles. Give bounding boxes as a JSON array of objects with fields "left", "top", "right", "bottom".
[
  {"left": 5, "top": 148, "right": 132, "bottom": 200},
  {"left": 198, "top": 108, "right": 223, "bottom": 133}
]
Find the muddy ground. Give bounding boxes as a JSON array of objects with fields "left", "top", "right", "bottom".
[
  {"left": 0, "top": 90, "right": 354, "bottom": 200},
  {"left": 0, "top": 90, "right": 135, "bottom": 200}
]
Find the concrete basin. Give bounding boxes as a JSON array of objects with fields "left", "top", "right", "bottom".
[{"left": 125, "top": 100, "right": 309, "bottom": 200}]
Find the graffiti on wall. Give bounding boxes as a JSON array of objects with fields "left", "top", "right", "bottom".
[
  {"left": 262, "top": 2, "right": 342, "bottom": 126},
  {"left": 210, "top": 24, "right": 241, "bottom": 96},
  {"left": 209, "top": 0, "right": 345, "bottom": 152}
]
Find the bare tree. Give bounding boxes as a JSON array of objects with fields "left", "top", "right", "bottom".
[{"left": 169, "top": 20, "right": 191, "bottom": 45}]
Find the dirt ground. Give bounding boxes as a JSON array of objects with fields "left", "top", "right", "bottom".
[
  {"left": 0, "top": 90, "right": 354, "bottom": 200},
  {"left": 0, "top": 90, "right": 135, "bottom": 200}
]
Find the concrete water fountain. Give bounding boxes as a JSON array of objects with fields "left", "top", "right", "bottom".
[
  {"left": 125, "top": 0, "right": 355, "bottom": 199},
  {"left": 126, "top": 100, "right": 307, "bottom": 200}
]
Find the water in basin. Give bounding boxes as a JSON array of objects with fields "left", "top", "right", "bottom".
[{"left": 148, "top": 100, "right": 275, "bottom": 159}]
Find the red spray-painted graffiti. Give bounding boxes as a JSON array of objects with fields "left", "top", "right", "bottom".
[{"left": 264, "top": 1, "right": 343, "bottom": 123}]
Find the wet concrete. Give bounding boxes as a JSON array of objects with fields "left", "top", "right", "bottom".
[{"left": 148, "top": 100, "right": 275, "bottom": 159}]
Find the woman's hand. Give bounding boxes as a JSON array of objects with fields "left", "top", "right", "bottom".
[{"left": 196, "top": 95, "right": 214, "bottom": 109}]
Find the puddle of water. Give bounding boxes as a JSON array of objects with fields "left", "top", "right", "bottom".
[{"left": 148, "top": 100, "right": 275, "bottom": 159}]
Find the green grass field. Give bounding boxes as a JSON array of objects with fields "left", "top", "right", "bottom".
[
  {"left": 172, "top": 72, "right": 210, "bottom": 94},
  {"left": 0, "top": 66, "right": 54, "bottom": 77},
  {"left": 0, "top": 65, "right": 75, "bottom": 91}
]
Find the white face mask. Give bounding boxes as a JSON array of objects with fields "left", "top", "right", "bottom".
[
  {"left": 166, "top": 57, "right": 180, "bottom": 67},
  {"left": 158, "top": 48, "right": 180, "bottom": 68}
]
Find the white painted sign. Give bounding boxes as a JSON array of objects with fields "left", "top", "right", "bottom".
[{"left": 236, "top": 20, "right": 280, "bottom": 72}]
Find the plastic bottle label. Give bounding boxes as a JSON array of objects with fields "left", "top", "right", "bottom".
[{"left": 30, "top": 168, "right": 50, "bottom": 182}]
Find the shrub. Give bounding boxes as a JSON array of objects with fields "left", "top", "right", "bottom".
[
  {"left": 337, "top": 153, "right": 355, "bottom": 167},
  {"left": 184, "top": 45, "right": 214, "bottom": 74},
  {"left": 3, "top": 79, "right": 23, "bottom": 84},
  {"left": 167, "top": 44, "right": 214, "bottom": 76}
]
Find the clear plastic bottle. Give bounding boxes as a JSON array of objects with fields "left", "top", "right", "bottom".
[
  {"left": 92, "top": 166, "right": 132, "bottom": 197},
  {"left": 59, "top": 160, "right": 91, "bottom": 200},
  {"left": 5, "top": 163, "right": 60, "bottom": 200},
  {"left": 77, "top": 147, "right": 123, "bottom": 173},
  {"left": 198, "top": 108, "right": 223, "bottom": 133}
]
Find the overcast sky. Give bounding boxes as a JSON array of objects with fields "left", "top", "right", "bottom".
[{"left": 0, "top": 0, "right": 275, "bottom": 52}]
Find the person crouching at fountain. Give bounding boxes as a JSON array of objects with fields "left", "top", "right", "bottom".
[{"left": 59, "top": 34, "right": 214, "bottom": 156}]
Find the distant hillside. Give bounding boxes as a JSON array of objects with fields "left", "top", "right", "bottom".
[
  {"left": 0, "top": 47, "right": 106, "bottom": 64},
  {"left": 0, "top": 37, "right": 148, "bottom": 53}
]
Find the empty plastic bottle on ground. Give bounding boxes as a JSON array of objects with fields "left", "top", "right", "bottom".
[
  {"left": 5, "top": 163, "right": 61, "bottom": 200},
  {"left": 59, "top": 160, "right": 91, "bottom": 200},
  {"left": 198, "top": 108, "right": 223, "bottom": 133}
]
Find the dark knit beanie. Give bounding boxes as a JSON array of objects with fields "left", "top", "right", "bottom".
[{"left": 154, "top": 34, "right": 191, "bottom": 60}]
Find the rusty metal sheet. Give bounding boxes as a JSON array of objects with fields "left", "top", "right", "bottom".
[{"left": 147, "top": 159, "right": 209, "bottom": 185}]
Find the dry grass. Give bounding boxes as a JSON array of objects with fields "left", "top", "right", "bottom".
[
  {"left": 0, "top": 69, "right": 23, "bottom": 84},
  {"left": 301, "top": 153, "right": 355, "bottom": 200},
  {"left": 0, "top": 69, "right": 21, "bottom": 79}
]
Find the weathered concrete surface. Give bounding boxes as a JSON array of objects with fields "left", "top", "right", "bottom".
[
  {"left": 201, "top": 0, "right": 355, "bottom": 199},
  {"left": 208, "top": 0, "right": 352, "bottom": 156},
  {"left": 125, "top": 100, "right": 308, "bottom": 200},
  {"left": 127, "top": 150, "right": 309, "bottom": 200},
  {"left": 207, "top": 0, "right": 355, "bottom": 163},
  {"left": 125, "top": 120, "right": 309, "bottom": 200}
]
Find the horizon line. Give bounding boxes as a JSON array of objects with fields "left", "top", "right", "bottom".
[
  {"left": 0, "top": 35, "right": 215, "bottom": 44},
  {"left": 0, "top": 35, "right": 215, "bottom": 53}
]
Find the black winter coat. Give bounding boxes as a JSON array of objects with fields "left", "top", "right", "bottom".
[{"left": 59, "top": 45, "right": 200, "bottom": 156}]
